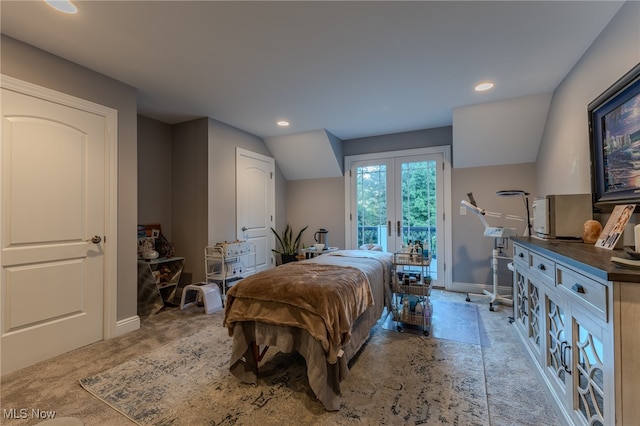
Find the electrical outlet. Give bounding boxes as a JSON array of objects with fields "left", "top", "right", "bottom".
[{"left": 460, "top": 206, "right": 467, "bottom": 215}]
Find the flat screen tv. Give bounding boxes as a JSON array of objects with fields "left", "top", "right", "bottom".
[{"left": 589, "top": 63, "right": 640, "bottom": 210}]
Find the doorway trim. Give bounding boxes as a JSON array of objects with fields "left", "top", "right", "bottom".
[
  {"left": 344, "top": 146, "right": 452, "bottom": 289},
  {"left": 1, "top": 75, "right": 119, "bottom": 339}
]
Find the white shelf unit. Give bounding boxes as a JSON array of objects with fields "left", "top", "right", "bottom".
[
  {"left": 204, "top": 242, "right": 256, "bottom": 303},
  {"left": 391, "top": 251, "right": 433, "bottom": 335}
]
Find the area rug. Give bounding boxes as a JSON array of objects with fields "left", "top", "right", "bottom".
[
  {"left": 80, "top": 317, "right": 489, "bottom": 425},
  {"left": 432, "top": 300, "right": 490, "bottom": 346},
  {"left": 381, "top": 299, "right": 490, "bottom": 346}
]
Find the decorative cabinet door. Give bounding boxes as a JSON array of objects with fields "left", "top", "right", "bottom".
[
  {"left": 567, "top": 303, "right": 608, "bottom": 426},
  {"left": 514, "top": 264, "right": 528, "bottom": 332},
  {"left": 516, "top": 273, "right": 543, "bottom": 362},
  {"left": 514, "top": 262, "right": 543, "bottom": 364},
  {"left": 544, "top": 286, "right": 569, "bottom": 407},
  {"left": 526, "top": 277, "right": 542, "bottom": 358}
]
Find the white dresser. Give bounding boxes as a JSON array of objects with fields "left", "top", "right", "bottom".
[{"left": 512, "top": 238, "right": 640, "bottom": 426}]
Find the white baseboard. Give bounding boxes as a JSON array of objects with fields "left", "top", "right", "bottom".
[{"left": 114, "top": 315, "right": 140, "bottom": 337}]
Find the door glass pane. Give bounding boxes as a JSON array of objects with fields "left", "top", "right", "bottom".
[
  {"left": 355, "top": 164, "right": 388, "bottom": 251},
  {"left": 575, "top": 320, "right": 605, "bottom": 425},
  {"left": 400, "top": 160, "right": 437, "bottom": 278}
]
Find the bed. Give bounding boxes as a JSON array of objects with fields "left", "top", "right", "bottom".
[{"left": 223, "top": 249, "right": 393, "bottom": 411}]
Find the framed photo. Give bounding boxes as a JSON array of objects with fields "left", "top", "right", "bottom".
[
  {"left": 589, "top": 63, "right": 640, "bottom": 209},
  {"left": 596, "top": 204, "right": 635, "bottom": 250},
  {"left": 138, "top": 223, "right": 162, "bottom": 237}
]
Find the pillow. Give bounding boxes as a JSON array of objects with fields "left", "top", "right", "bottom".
[{"left": 359, "top": 244, "right": 383, "bottom": 251}]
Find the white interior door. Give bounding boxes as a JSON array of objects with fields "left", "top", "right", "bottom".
[
  {"left": 236, "top": 148, "right": 275, "bottom": 273},
  {"left": 1, "top": 83, "right": 110, "bottom": 375}
]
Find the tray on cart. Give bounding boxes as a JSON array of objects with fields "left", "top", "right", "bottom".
[
  {"left": 393, "top": 281, "right": 433, "bottom": 296},
  {"left": 393, "top": 251, "right": 431, "bottom": 266}
]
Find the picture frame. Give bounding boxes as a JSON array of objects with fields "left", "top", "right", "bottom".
[
  {"left": 589, "top": 63, "right": 640, "bottom": 210},
  {"left": 595, "top": 204, "right": 635, "bottom": 250},
  {"left": 138, "top": 223, "right": 162, "bottom": 237}
]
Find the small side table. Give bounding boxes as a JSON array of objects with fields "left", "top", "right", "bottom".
[
  {"left": 137, "top": 257, "right": 185, "bottom": 316},
  {"left": 301, "top": 247, "right": 339, "bottom": 259}
]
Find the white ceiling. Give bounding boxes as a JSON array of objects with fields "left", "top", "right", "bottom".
[
  {"left": 0, "top": 1, "right": 625, "bottom": 143},
  {"left": 1, "top": 1, "right": 627, "bottom": 179}
]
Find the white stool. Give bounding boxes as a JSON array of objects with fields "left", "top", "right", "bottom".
[{"left": 180, "top": 283, "right": 222, "bottom": 314}]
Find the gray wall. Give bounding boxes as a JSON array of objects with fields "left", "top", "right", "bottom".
[
  {"left": 1, "top": 35, "right": 139, "bottom": 321},
  {"left": 207, "top": 118, "right": 277, "bottom": 246},
  {"left": 286, "top": 177, "right": 345, "bottom": 250},
  {"left": 452, "top": 163, "right": 537, "bottom": 286},
  {"left": 164, "top": 117, "right": 283, "bottom": 283},
  {"left": 537, "top": 1, "right": 640, "bottom": 197},
  {"left": 171, "top": 118, "right": 210, "bottom": 282},
  {"left": 344, "top": 126, "right": 453, "bottom": 157},
  {"left": 138, "top": 115, "right": 173, "bottom": 239}
]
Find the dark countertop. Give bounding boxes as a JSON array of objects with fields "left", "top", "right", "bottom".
[{"left": 512, "top": 237, "right": 640, "bottom": 283}]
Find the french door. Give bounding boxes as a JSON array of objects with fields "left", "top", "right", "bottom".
[{"left": 345, "top": 147, "right": 450, "bottom": 288}]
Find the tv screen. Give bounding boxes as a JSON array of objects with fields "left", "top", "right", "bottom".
[{"left": 589, "top": 63, "right": 640, "bottom": 210}]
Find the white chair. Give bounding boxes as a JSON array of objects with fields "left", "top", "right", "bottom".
[{"left": 180, "top": 283, "right": 223, "bottom": 314}]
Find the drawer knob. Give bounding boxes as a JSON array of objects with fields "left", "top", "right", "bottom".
[
  {"left": 538, "top": 264, "right": 546, "bottom": 271},
  {"left": 518, "top": 253, "right": 524, "bottom": 258},
  {"left": 572, "top": 283, "right": 585, "bottom": 294}
]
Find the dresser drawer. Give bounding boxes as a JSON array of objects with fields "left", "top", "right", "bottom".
[
  {"left": 513, "top": 244, "right": 529, "bottom": 267},
  {"left": 530, "top": 252, "right": 555, "bottom": 285},
  {"left": 557, "top": 264, "right": 607, "bottom": 321}
]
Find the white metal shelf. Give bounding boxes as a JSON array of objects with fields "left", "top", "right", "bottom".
[
  {"left": 391, "top": 250, "right": 433, "bottom": 335},
  {"left": 204, "top": 242, "right": 256, "bottom": 303}
]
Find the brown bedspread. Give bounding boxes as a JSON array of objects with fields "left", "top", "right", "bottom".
[
  {"left": 224, "top": 257, "right": 373, "bottom": 363},
  {"left": 224, "top": 250, "right": 392, "bottom": 410}
]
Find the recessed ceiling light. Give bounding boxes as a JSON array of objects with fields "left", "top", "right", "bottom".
[
  {"left": 277, "top": 120, "right": 290, "bottom": 127},
  {"left": 45, "top": 0, "right": 78, "bottom": 14},
  {"left": 475, "top": 82, "right": 494, "bottom": 92}
]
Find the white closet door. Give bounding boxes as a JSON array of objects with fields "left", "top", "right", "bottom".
[
  {"left": 1, "top": 85, "right": 111, "bottom": 374},
  {"left": 236, "top": 148, "right": 275, "bottom": 273}
]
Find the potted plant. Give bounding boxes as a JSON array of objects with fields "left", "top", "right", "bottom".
[{"left": 271, "top": 224, "right": 308, "bottom": 264}]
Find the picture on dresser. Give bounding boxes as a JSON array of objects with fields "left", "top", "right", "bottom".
[{"left": 595, "top": 203, "right": 635, "bottom": 249}]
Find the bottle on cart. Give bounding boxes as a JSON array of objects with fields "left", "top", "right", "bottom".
[
  {"left": 402, "top": 298, "right": 410, "bottom": 321},
  {"left": 415, "top": 301, "right": 424, "bottom": 317}
]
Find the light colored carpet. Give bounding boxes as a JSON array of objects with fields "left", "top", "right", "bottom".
[
  {"left": 80, "top": 315, "right": 489, "bottom": 425},
  {"left": 1, "top": 289, "right": 561, "bottom": 425}
]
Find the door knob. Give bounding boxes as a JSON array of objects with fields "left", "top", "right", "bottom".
[
  {"left": 87, "top": 235, "right": 102, "bottom": 244},
  {"left": 242, "top": 226, "right": 248, "bottom": 232}
]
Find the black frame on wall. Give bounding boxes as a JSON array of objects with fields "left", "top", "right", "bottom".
[{"left": 589, "top": 63, "right": 640, "bottom": 210}]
